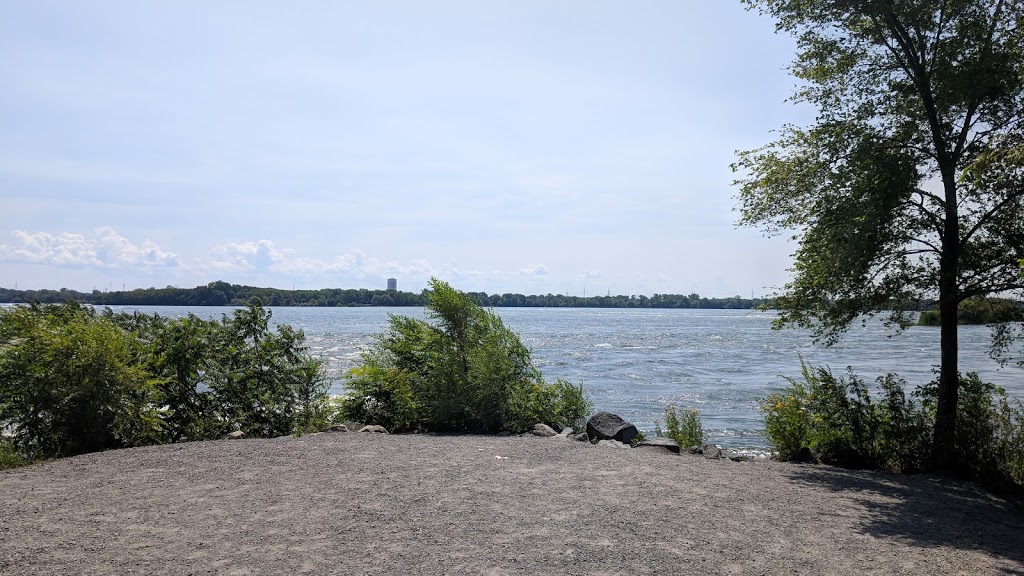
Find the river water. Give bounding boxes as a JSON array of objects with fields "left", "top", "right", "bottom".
[{"left": 100, "top": 305, "right": 1023, "bottom": 451}]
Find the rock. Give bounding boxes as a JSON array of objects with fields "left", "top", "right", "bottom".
[
  {"left": 220, "top": 431, "right": 245, "bottom": 440},
  {"left": 573, "top": 433, "right": 591, "bottom": 442},
  {"left": 686, "top": 445, "right": 702, "bottom": 455},
  {"left": 358, "top": 425, "right": 389, "bottom": 434},
  {"left": 702, "top": 444, "right": 723, "bottom": 459},
  {"left": 635, "top": 437, "right": 681, "bottom": 454},
  {"left": 530, "top": 423, "right": 558, "bottom": 437},
  {"left": 596, "top": 439, "right": 631, "bottom": 449},
  {"left": 557, "top": 427, "right": 574, "bottom": 437},
  {"left": 585, "top": 412, "right": 639, "bottom": 445},
  {"left": 326, "top": 424, "right": 349, "bottom": 433}
]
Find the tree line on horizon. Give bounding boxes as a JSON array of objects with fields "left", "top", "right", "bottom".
[{"left": 0, "top": 280, "right": 775, "bottom": 310}]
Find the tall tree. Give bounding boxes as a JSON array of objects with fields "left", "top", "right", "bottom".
[{"left": 734, "top": 1, "right": 1024, "bottom": 468}]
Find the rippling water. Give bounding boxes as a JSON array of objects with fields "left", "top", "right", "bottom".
[{"left": 106, "top": 305, "right": 1023, "bottom": 450}]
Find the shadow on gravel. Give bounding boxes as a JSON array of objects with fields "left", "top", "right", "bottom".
[{"left": 784, "top": 465, "right": 1024, "bottom": 569}]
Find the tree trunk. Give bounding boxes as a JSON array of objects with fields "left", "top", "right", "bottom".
[
  {"left": 932, "top": 167, "right": 961, "bottom": 470},
  {"left": 932, "top": 291, "right": 959, "bottom": 470}
]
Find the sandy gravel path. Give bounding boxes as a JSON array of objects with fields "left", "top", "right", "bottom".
[{"left": 1, "top": 432, "right": 1022, "bottom": 575}]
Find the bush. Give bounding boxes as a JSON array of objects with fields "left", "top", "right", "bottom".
[
  {"left": 917, "top": 374, "right": 1024, "bottom": 489},
  {"left": 762, "top": 359, "right": 1024, "bottom": 492},
  {"left": 0, "top": 437, "right": 30, "bottom": 470},
  {"left": 763, "top": 359, "right": 931, "bottom": 472},
  {"left": 0, "top": 301, "right": 332, "bottom": 461},
  {"left": 655, "top": 405, "right": 704, "bottom": 447},
  {"left": 206, "top": 303, "right": 329, "bottom": 438},
  {"left": 0, "top": 303, "right": 163, "bottom": 459},
  {"left": 340, "top": 278, "right": 591, "bottom": 433}
]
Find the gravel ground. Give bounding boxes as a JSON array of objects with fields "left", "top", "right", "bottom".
[{"left": 1, "top": 432, "right": 1022, "bottom": 575}]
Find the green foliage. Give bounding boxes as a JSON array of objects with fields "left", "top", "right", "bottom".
[
  {"left": 0, "top": 437, "right": 31, "bottom": 470},
  {"left": 737, "top": 0, "right": 1024, "bottom": 467},
  {"left": 763, "top": 361, "right": 1024, "bottom": 491},
  {"left": 339, "top": 278, "right": 591, "bottom": 433},
  {"left": 918, "top": 297, "right": 1024, "bottom": 326},
  {"left": 206, "top": 302, "right": 328, "bottom": 438},
  {"left": 0, "top": 301, "right": 331, "bottom": 461},
  {"left": 0, "top": 303, "right": 163, "bottom": 459},
  {"left": 917, "top": 375, "right": 1024, "bottom": 489},
  {"left": 763, "top": 360, "right": 931, "bottom": 473},
  {"left": 655, "top": 405, "right": 704, "bottom": 448},
  {"left": 0, "top": 282, "right": 775, "bottom": 310}
]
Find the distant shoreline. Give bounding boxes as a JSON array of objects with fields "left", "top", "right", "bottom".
[{"left": 0, "top": 280, "right": 770, "bottom": 310}]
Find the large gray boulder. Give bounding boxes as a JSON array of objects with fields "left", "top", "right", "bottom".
[{"left": 585, "top": 412, "right": 639, "bottom": 445}]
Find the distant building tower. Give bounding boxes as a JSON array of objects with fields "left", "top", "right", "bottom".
[{"left": 387, "top": 278, "right": 397, "bottom": 292}]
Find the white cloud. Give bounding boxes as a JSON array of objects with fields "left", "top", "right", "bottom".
[
  {"left": 0, "top": 227, "right": 181, "bottom": 268},
  {"left": 519, "top": 264, "right": 549, "bottom": 276},
  {"left": 203, "top": 240, "right": 438, "bottom": 280}
]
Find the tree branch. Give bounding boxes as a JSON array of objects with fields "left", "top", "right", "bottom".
[{"left": 961, "top": 188, "right": 1024, "bottom": 245}]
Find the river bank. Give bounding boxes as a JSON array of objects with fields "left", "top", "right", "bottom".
[{"left": 1, "top": 432, "right": 1022, "bottom": 575}]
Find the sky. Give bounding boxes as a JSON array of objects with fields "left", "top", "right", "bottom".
[{"left": 0, "top": 1, "right": 814, "bottom": 297}]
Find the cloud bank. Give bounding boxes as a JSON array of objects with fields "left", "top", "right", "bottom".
[{"left": 0, "top": 227, "right": 181, "bottom": 268}]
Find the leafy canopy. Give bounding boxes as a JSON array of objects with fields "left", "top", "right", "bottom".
[{"left": 735, "top": 0, "right": 1024, "bottom": 342}]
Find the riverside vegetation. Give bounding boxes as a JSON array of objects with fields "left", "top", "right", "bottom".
[
  {"left": 0, "top": 279, "right": 593, "bottom": 469},
  {"left": 763, "top": 359, "right": 1024, "bottom": 494},
  {"left": 338, "top": 278, "right": 591, "bottom": 433},
  {"left": 0, "top": 300, "right": 333, "bottom": 468},
  {"left": 2, "top": 279, "right": 1023, "bottom": 499}
]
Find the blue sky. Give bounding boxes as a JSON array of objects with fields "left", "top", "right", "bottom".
[{"left": 1, "top": 1, "right": 812, "bottom": 297}]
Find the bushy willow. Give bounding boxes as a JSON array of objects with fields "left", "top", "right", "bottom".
[{"left": 341, "top": 278, "right": 591, "bottom": 433}]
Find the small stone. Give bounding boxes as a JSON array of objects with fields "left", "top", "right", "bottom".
[
  {"left": 635, "top": 437, "right": 681, "bottom": 454},
  {"left": 557, "top": 427, "right": 574, "bottom": 437},
  {"left": 573, "top": 433, "right": 591, "bottom": 442},
  {"left": 358, "top": 425, "right": 389, "bottom": 434},
  {"left": 530, "top": 423, "right": 558, "bottom": 437},
  {"left": 220, "top": 431, "right": 245, "bottom": 440},
  {"left": 596, "top": 439, "right": 631, "bottom": 449},
  {"left": 326, "top": 424, "right": 349, "bottom": 432},
  {"left": 703, "top": 444, "right": 723, "bottom": 459}
]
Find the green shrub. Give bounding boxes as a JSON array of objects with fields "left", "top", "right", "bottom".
[
  {"left": 917, "top": 310, "right": 940, "bottom": 326},
  {"left": 0, "top": 437, "right": 30, "bottom": 470},
  {"left": 655, "top": 405, "right": 704, "bottom": 447},
  {"left": 917, "top": 374, "right": 1024, "bottom": 488},
  {"left": 202, "top": 302, "right": 330, "bottom": 438},
  {"left": 339, "top": 278, "right": 591, "bottom": 433},
  {"left": 762, "top": 359, "right": 930, "bottom": 472},
  {"left": 0, "top": 303, "right": 163, "bottom": 459},
  {"left": 763, "top": 359, "right": 1024, "bottom": 492},
  {"left": 0, "top": 301, "right": 332, "bottom": 461}
]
